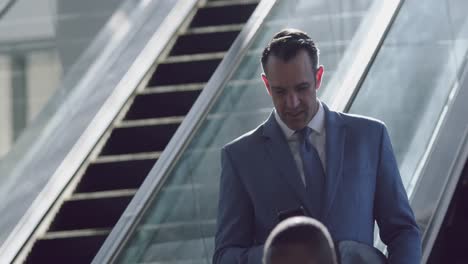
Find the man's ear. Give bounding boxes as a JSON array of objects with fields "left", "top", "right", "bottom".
[
  {"left": 315, "top": 66, "right": 324, "bottom": 89},
  {"left": 262, "top": 73, "right": 272, "bottom": 96}
]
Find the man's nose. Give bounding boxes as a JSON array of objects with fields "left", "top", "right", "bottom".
[{"left": 286, "top": 93, "right": 300, "bottom": 108}]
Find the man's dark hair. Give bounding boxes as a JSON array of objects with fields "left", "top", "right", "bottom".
[
  {"left": 263, "top": 216, "right": 337, "bottom": 264},
  {"left": 261, "top": 28, "right": 320, "bottom": 74}
]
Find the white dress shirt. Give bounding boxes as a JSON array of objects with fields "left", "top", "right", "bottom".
[{"left": 274, "top": 101, "right": 327, "bottom": 186}]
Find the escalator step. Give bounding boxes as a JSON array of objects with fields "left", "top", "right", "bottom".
[
  {"left": 76, "top": 159, "right": 156, "bottom": 193},
  {"left": 170, "top": 30, "right": 240, "bottom": 55},
  {"left": 144, "top": 83, "right": 205, "bottom": 93},
  {"left": 49, "top": 195, "right": 133, "bottom": 231},
  {"left": 25, "top": 233, "right": 107, "bottom": 264},
  {"left": 100, "top": 123, "right": 179, "bottom": 156},
  {"left": 186, "top": 24, "right": 243, "bottom": 35},
  {"left": 189, "top": 3, "right": 257, "bottom": 28},
  {"left": 125, "top": 90, "right": 201, "bottom": 120},
  {"left": 165, "top": 52, "right": 225, "bottom": 64},
  {"left": 20, "top": 0, "right": 262, "bottom": 262},
  {"left": 149, "top": 59, "right": 221, "bottom": 86}
]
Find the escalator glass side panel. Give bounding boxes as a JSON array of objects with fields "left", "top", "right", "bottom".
[
  {"left": 348, "top": 0, "right": 468, "bottom": 195},
  {"left": 113, "top": 0, "right": 384, "bottom": 263}
]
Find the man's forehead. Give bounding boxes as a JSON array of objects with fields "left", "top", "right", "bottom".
[
  {"left": 264, "top": 57, "right": 315, "bottom": 85},
  {"left": 264, "top": 50, "right": 313, "bottom": 72},
  {"left": 266, "top": 49, "right": 307, "bottom": 65}
]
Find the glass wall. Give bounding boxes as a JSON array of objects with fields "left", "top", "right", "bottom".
[
  {"left": 0, "top": 0, "right": 125, "bottom": 160},
  {"left": 349, "top": 0, "right": 468, "bottom": 196},
  {"left": 112, "top": 0, "right": 380, "bottom": 262}
]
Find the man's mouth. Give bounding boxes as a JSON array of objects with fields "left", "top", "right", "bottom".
[{"left": 287, "top": 111, "right": 304, "bottom": 117}]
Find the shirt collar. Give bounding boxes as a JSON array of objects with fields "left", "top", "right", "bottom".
[{"left": 274, "top": 100, "right": 325, "bottom": 140}]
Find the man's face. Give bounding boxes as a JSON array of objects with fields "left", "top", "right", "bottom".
[{"left": 262, "top": 49, "right": 324, "bottom": 131}]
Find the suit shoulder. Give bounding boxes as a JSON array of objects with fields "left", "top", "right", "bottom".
[
  {"left": 339, "top": 112, "right": 386, "bottom": 131},
  {"left": 223, "top": 124, "right": 264, "bottom": 152}
]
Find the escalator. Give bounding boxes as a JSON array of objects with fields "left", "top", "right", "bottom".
[
  {"left": 8, "top": 0, "right": 465, "bottom": 262},
  {"left": 93, "top": 0, "right": 468, "bottom": 263},
  {"left": 13, "top": 0, "right": 260, "bottom": 263},
  {"left": 92, "top": 0, "right": 389, "bottom": 263}
]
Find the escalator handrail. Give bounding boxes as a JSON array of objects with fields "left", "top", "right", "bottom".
[
  {"left": 0, "top": 0, "right": 199, "bottom": 262},
  {"left": 91, "top": 0, "right": 278, "bottom": 262}
]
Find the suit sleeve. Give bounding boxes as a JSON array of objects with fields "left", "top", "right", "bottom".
[
  {"left": 374, "top": 125, "right": 422, "bottom": 264},
  {"left": 213, "top": 147, "right": 263, "bottom": 264}
]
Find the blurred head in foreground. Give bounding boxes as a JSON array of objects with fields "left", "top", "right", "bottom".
[{"left": 263, "top": 216, "right": 337, "bottom": 264}]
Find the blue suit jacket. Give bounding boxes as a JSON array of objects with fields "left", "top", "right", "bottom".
[{"left": 213, "top": 105, "right": 421, "bottom": 264}]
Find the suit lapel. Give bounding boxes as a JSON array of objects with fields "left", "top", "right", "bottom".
[
  {"left": 322, "top": 104, "right": 346, "bottom": 221},
  {"left": 262, "top": 112, "right": 315, "bottom": 216}
]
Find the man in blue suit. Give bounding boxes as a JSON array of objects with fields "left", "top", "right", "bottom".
[{"left": 213, "top": 29, "right": 421, "bottom": 264}]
